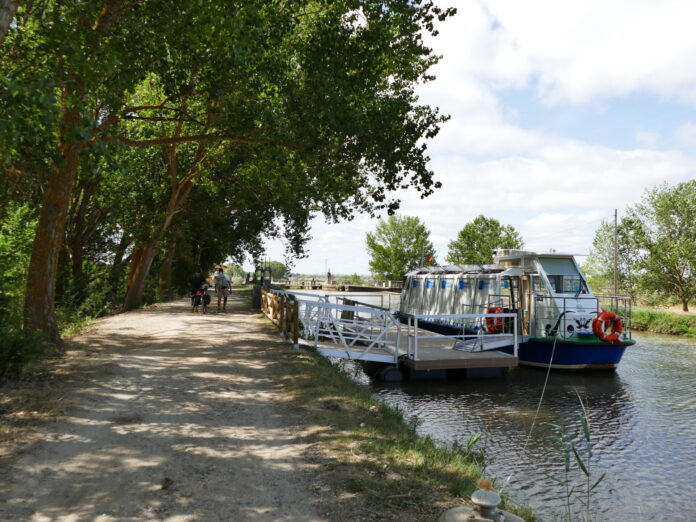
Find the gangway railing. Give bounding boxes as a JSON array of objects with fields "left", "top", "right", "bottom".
[
  {"left": 267, "top": 289, "right": 402, "bottom": 363},
  {"left": 299, "top": 300, "right": 402, "bottom": 363},
  {"left": 405, "top": 313, "right": 519, "bottom": 361}
]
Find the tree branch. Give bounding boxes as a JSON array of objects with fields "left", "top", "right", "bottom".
[{"left": 113, "top": 134, "right": 281, "bottom": 147}]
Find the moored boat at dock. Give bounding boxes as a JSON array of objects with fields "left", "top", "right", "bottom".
[{"left": 397, "top": 249, "right": 634, "bottom": 370}]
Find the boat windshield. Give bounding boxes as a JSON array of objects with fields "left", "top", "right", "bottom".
[{"left": 538, "top": 257, "right": 588, "bottom": 294}]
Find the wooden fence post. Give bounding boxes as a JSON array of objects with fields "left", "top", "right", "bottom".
[
  {"left": 279, "top": 294, "right": 285, "bottom": 334},
  {"left": 293, "top": 300, "right": 299, "bottom": 348}
]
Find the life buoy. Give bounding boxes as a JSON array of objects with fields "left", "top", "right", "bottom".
[
  {"left": 486, "top": 307, "right": 504, "bottom": 334},
  {"left": 592, "top": 308, "right": 624, "bottom": 344}
]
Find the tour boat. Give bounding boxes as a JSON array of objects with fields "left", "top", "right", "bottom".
[{"left": 397, "top": 250, "right": 634, "bottom": 370}]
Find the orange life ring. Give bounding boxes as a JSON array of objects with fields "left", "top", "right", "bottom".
[
  {"left": 592, "top": 308, "right": 624, "bottom": 344},
  {"left": 486, "top": 307, "right": 504, "bottom": 334}
]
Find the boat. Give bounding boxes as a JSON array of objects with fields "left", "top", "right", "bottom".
[{"left": 397, "top": 249, "right": 634, "bottom": 370}]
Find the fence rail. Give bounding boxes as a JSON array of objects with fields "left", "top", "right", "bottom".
[{"left": 260, "top": 288, "right": 299, "bottom": 348}]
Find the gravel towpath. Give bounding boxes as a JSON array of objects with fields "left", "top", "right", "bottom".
[{"left": 0, "top": 293, "right": 334, "bottom": 521}]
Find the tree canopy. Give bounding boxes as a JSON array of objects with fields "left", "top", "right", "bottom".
[
  {"left": 583, "top": 219, "right": 639, "bottom": 298},
  {"left": 446, "top": 215, "right": 523, "bottom": 265},
  {"left": 625, "top": 181, "right": 696, "bottom": 311},
  {"left": 365, "top": 215, "right": 435, "bottom": 281},
  {"left": 0, "top": 0, "right": 455, "bottom": 342},
  {"left": 584, "top": 181, "right": 696, "bottom": 310}
]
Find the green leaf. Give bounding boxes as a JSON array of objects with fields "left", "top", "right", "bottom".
[{"left": 572, "top": 445, "right": 589, "bottom": 477}]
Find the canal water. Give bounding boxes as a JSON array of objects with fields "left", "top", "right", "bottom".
[
  {"left": 290, "top": 290, "right": 696, "bottom": 519},
  {"left": 346, "top": 332, "right": 696, "bottom": 521}
]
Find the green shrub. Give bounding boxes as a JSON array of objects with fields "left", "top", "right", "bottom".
[
  {"left": 632, "top": 308, "right": 696, "bottom": 337},
  {"left": 0, "top": 202, "right": 37, "bottom": 296},
  {"left": 0, "top": 325, "right": 48, "bottom": 379}
]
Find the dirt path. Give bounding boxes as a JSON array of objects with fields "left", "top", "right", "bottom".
[{"left": 0, "top": 293, "right": 336, "bottom": 521}]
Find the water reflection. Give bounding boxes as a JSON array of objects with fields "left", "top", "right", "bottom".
[{"left": 339, "top": 332, "right": 696, "bottom": 521}]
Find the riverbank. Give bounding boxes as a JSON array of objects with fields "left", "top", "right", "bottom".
[
  {"left": 0, "top": 290, "right": 533, "bottom": 521},
  {"left": 632, "top": 307, "right": 696, "bottom": 337}
]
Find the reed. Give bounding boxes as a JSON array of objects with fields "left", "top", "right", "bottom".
[{"left": 547, "top": 393, "right": 605, "bottom": 521}]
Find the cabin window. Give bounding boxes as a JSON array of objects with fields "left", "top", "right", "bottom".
[
  {"left": 478, "top": 280, "right": 491, "bottom": 290},
  {"left": 562, "top": 277, "right": 583, "bottom": 293},
  {"left": 412, "top": 280, "right": 420, "bottom": 288},
  {"left": 547, "top": 275, "right": 562, "bottom": 293},
  {"left": 426, "top": 279, "right": 432, "bottom": 289},
  {"left": 538, "top": 257, "right": 587, "bottom": 294},
  {"left": 532, "top": 276, "right": 549, "bottom": 295},
  {"left": 458, "top": 280, "right": 471, "bottom": 290}
]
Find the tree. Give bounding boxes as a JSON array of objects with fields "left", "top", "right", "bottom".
[
  {"left": 446, "top": 215, "right": 523, "bottom": 265},
  {"left": 366, "top": 215, "right": 435, "bottom": 281},
  {"left": 3, "top": 1, "right": 455, "bottom": 340},
  {"left": 0, "top": 0, "right": 19, "bottom": 45},
  {"left": 625, "top": 181, "right": 696, "bottom": 311},
  {"left": 267, "top": 261, "right": 288, "bottom": 281},
  {"left": 583, "top": 219, "right": 639, "bottom": 298},
  {"left": 226, "top": 265, "right": 246, "bottom": 281}
]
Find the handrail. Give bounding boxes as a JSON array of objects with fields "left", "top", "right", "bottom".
[
  {"left": 404, "top": 312, "right": 519, "bottom": 361},
  {"left": 264, "top": 288, "right": 402, "bottom": 363}
]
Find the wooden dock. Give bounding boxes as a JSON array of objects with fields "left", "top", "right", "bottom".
[{"left": 400, "top": 346, "right": 517, "bottom": 371}]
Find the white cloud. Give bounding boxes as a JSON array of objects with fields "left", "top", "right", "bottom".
[
  {"left": 636, "top": 130, "right": 660, "bottom": 149},
  {"left": 425, "top": 0, "right": 696, "bottom": 106},
  {"left": 675, "top": 122, "right": 696, "bottom": 147},
  {"left": 255, "top": 0, "right": 696, "bottom": 274}
]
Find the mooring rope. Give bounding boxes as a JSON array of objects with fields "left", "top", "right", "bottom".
[{"left": 498, "top": 335, "right": 558, "bottom": 495}]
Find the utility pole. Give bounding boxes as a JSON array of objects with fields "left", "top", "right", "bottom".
[{"left": 613, "top": 208, "right": 618, "bottom": 295}]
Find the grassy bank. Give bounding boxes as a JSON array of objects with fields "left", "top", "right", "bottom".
[
  {"left": 240, "top": 284, "right": 535, "bottom": 517},
  {"left": 243, "top": 282, "right": 535, "bottom": 520},
  {"left": 279, "top": 345, "right": 535, "bottom": 521},
  {"left": 632, "top": 308, "right": 696, "bottom": 337}
]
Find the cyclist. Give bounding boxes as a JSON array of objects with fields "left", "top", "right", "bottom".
[{"left": 187, "top": 267, "right": 207, "bottom": 312}]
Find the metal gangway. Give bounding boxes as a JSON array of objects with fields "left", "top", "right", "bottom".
[
  {"left": 271, "top": 289, "right": 403, "bottom": 363},
  {"left": 266, "top": 289, "right": 521, "bottom": 370}
]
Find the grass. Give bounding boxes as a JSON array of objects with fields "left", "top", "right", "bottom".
[
  {"left": 0, "top": 363, "right": 69, "bottom": 455},
  {"left": 632, "top": 308, "right": 696, "bottom": 337},
  {"left": 276, "top": 342, "right": 535, "bottom": 520}
]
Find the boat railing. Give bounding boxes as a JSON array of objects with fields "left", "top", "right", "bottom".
[
  {"left": 405, "top": 312, "right": 519, "bottom": 360},
  {"left": 532, "top": 294, "right": 632, "bottom": 340}
]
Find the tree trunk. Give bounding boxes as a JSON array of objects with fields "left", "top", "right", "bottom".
[
  {"left": 158, "top": 235, "right": 176, "bottom": 302},
  {"left": 108, "top": 232, "right": 130, "bottom": 301},
  {"left": 0, "top": 0, "right": 20, "bottom": 45},
  {"left": 121, "top": 178, "right": 194, "bottom": 311},
  {"left": 23, "top": 142, "right": 81, "bottom": 343},
  {"left": 122, "top": 241, "right": 158, "bottom": 311},
  {"left": 682, "top": 299, "right": 689, "bottom": 312}
]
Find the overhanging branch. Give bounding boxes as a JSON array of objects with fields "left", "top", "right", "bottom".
[{"left": 113, "top": 134, "right": 285, "bottom": 147}]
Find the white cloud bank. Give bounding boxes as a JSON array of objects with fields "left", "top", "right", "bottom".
[{"left": 256, "top": 0, "right": 696, "bottom": 274}]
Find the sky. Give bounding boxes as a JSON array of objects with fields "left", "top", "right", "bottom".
[{"left": 245, "top": 0, "right": 696, "bottom": 276}]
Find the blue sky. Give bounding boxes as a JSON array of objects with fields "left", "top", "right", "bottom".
[{"left": 245, "top": 0, "right": 696, "bottom": 275}]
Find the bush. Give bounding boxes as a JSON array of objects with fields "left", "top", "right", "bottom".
[
  {"left": 632, "top": 309, "right": 696, "bottom": 337},
  {"left": 0, "top": 325, "right": 48, "bottom": 379}
]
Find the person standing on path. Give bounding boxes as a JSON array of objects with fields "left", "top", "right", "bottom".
[{"left": 213, "top": 265, "right": 231, "bottom": 312}]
